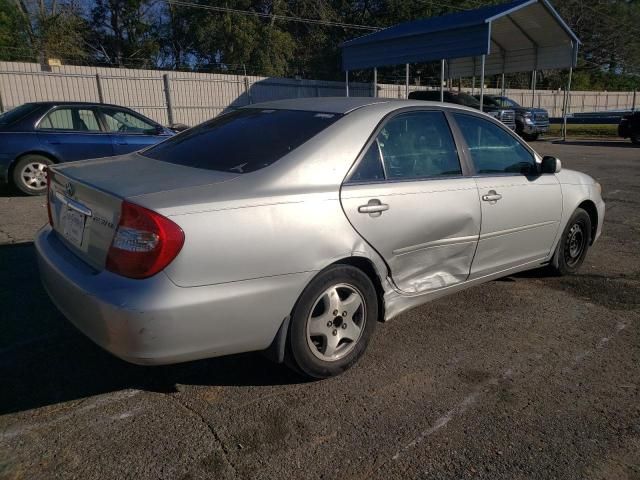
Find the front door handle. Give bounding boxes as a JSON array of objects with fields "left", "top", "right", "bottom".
[
  {"left": 358, "top": 199, "right": 389, "bottom": 217},
  {"left": 482, "top": 190, "right": 502, "bottom": 203}
]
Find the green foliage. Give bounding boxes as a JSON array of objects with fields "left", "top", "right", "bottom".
[
  {"left": 0, "top": 0, "right": 30, "bottom": 60},
  {"left": 0, "top": 0, "right": 637, "bottom": 90}
]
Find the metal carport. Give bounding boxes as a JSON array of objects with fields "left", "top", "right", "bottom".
[{"left": 341, "top": 0, "right": 580, "bottom": 137}]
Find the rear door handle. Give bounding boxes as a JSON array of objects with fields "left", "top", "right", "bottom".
[
  {"left": 482, "top": 190, "right": 502, "bottom": 203},
  {"left": 358, "top": 199, "right": 389, "bottom": 217}
]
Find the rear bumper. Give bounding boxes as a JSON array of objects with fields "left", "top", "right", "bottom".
[{"left": 35, "top": 226, "right": 310, "bottom": 365}]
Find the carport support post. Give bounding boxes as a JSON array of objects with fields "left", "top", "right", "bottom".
[
  {"left": 405, "top": 63, "right": 409, "bottom": 99},
  {"left": 632, "top": 89, "right": 637, "bottom": 112},
  {"left": 345, "top": 70, "right": 349, "bottom": 97},
  {"left": 440, "top": 59, "right": 445, "bottom": 102},
  {"left": 162, "top": 74, "right": 174, "bottom": 126},
  {"left": 531, "top": 70, "right": 537, "bottom": 108},
  {"left": 95, "top": 74, "right": 104, "bottom": 104},
  {"left": 562, "top": 67, "right": 573, "bottom": 141},
  {"left": 373, "top": 67, "right": 377, "bottom": 98},
  {"left": 479, "top": 55, "right": 485, "bottom": 112}
]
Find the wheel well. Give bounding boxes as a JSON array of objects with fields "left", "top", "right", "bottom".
[
  {"left": 332, "top": 256, "right": 386, "bottom": 323},
  {"left": 8, "top": 151, "right": 58, "bottom": 185},
  {"left": 578, "top": 200, "right": 598, "bottom": 244}
]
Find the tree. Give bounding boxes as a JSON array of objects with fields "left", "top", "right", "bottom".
[
  {"left": 89, "top": 0, "right": 160, "bottom": 67},
  {"left": 1, "top": 0, "right": 89, "bottom": 63}
]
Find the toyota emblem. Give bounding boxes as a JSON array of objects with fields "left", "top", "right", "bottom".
[{"left": 65, "top": 182, "right": 74, "bottom": 197}]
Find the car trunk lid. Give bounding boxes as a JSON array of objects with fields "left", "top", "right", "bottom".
[{"left": 48, "top": 153, "right": 239, "bottom": 270}]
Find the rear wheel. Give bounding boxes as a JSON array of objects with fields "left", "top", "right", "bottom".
[
  {"left": 631, "top": 133, "right": 640, "bottom": 145},
  {"left": 12, "top": 154, "right": 52, "bottom": 195},
  {"left": 550, "top": 208, "right": 592, "bottom": 275},
  {"left": 286, "top": 265, "right": 377, "bottom": 378}
]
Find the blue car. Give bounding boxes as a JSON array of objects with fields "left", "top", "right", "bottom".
[{"left": 0, "top": 102, "right": 176, "bottom": 195}]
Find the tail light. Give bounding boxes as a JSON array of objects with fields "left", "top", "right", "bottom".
[
  {"left": 46, "top": 168, "right": 53, "bottom": 226},
  {"left": 106, "top": 201, "right": 184, "bottom": 279}
]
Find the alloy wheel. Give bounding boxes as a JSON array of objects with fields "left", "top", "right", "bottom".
[
  {"left": 306, "top": 283, "right": 366, "bottom": 362},
  {"left": 20, "top": 162, "right": 48, "bottom": 191}
]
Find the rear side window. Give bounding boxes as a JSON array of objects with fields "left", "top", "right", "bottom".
[
  {"left": 142, "top": 109, "right": 341, "bottom": 173},
  {"left": 376, "top": 111, "right": 461, "bottom": 180},
  {"left": 38, "top": 108, "right": 101, "bottom": 132}
]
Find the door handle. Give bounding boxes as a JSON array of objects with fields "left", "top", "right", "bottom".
[
  {"left": 482, "top": 190, "right": 502, "bottom": 203},
  {"left": 47, "top": 140, "right": 61, "bottom": 145},
  {"left": 358, "top": 199, "right": 389, "bottom": 217}
]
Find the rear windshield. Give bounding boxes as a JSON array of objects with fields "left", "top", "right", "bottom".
[
  {"left": 0, "top": 103, "right": 41, "bottom": 126},
  {"left": 142, "top": 108, "right": 342, "bottom": 173}
]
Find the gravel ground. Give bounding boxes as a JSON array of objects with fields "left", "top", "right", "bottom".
[{"left": 1, "top": 139, "right": 639, "bottom": 480}]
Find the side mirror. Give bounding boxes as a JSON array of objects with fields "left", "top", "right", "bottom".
[
  {"left": 540, "top": 156, "right": 561, "bottom": 174},
  {"left": 169, "top": 123, "right": 189, "bottom": 133}
]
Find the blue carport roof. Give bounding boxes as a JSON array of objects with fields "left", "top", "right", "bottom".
[{"left": 341, "top": 0, "right": 580, "bottom": 75}]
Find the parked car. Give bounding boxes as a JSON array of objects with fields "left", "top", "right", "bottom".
[
  {"left": 0, "top": 102, "right": 177, "bottom": 195},
  {"left": 36, "top": 98, "right": 604, "bottom": 378},
  {"left": 477, "top": 95, "right": 549, "bottom": 141},
  {"left": 408, "top": 90, "right": 516, "bottom": 130},
  {"left": 618, "top": 111, "right": 640, "bottom": 145}
]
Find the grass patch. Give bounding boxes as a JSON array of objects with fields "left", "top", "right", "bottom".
[{"left": 547, "top": 123, "right": 618, "bottom": 137}]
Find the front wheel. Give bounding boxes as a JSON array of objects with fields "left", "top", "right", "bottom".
[
  {"left": 631, "top": 133, "right": 640, "bottom": 145},
  {"left": 550, "top": 208, "right": 592, "bottom": 275},
  {"left": 12, "top": 154, "right": 53, "bottom": 195},
  {"left": 286, "top": 265, "right": 378, "bottom": 378},
  {"left": 523, "top": 132, "right": 540, "bottom": 141}
]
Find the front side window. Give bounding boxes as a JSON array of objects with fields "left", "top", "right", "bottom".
[
  {"left": 453, "top": 113, "right": 535, "bottom": 175},
  {"left": 142, "top": 109, "right": 342, "bottom": 173},
  {"left": 102, "top": 108, "right": 157, "bottom": 134},
  {"left": 39, "top": 108, "right": 101, "bottom": 132},
  {"left": 375, "top": 111, "right": 461, "bottom": 180}
]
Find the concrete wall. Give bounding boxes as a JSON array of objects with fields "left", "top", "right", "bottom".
[{"left": 0, "top": 61, "right": 636, "bottom": 126}]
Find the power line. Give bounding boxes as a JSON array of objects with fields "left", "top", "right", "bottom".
[{"left": 163, "top": 0, "right": 380, "bottom": 31}]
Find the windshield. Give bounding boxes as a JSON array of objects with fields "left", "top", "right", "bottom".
[
  {"left": 497, "top": 97, "right": 520, "bottom": 108},
  {"left": 0, "top": 103, "right": 40, "bottom": 126},
  {"left": 481, "top": 96, "right": 502, "bottom": 107},
  {"left": 142, "top": 108, "right": 342, "bottom": 173},
  {"left": 451, "top": 92, "right": 481, "bottom": 108}
]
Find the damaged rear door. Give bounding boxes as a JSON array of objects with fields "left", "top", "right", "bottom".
[{"left": 340, "top": 110, "right": 481, "bottom": 294}]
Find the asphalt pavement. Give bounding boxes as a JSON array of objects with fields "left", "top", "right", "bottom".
[{"left": 0, "top": 139, "right": 639, "bottom": 480}]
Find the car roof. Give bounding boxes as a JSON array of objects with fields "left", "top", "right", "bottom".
[
  {"left": 242, "top": 97, "right": 394, "bottom": 114},
  {"left": 245, "top": 96, "right": 482, "bottom": 117},
  {"left": 24, "top": 101, "right": 129, "bottom": 109}
]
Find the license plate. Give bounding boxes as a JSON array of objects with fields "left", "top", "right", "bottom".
[
  {"left": 539, "top": 126, "right": 548, "bottom": 132},
  {"left": 61, "top": 208, "right": 86, "bottom": 247}
]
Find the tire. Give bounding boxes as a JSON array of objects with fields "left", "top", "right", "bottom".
[
  {"left": 631, "top": 133, "right": 640, "bottom": 145},
  {"left": 550, "top": 208, "right": 592, "bottom": 276},
  {"left": 523, "top": 132, "right": 539, "bottom": 141},
  {"left": 12, "top": 154, "right": 53, "bottom": 195},
  {"left": 286, "top": 265, "right": 378, "bottom": 378}
]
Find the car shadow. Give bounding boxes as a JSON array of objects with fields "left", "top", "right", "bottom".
[
  {"left": 0, "top": 242, "right": 306, "bottom": 415},
  {"left": 551, "top": 140, "right": 637, "bottom": 148},
  {"left": 0, "top": 184, "right": 20, "bottom": 198}
]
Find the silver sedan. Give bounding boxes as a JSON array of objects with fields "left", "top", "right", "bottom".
[{"left": 35, "top": 98, "right": 605, "bottom": 378}]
